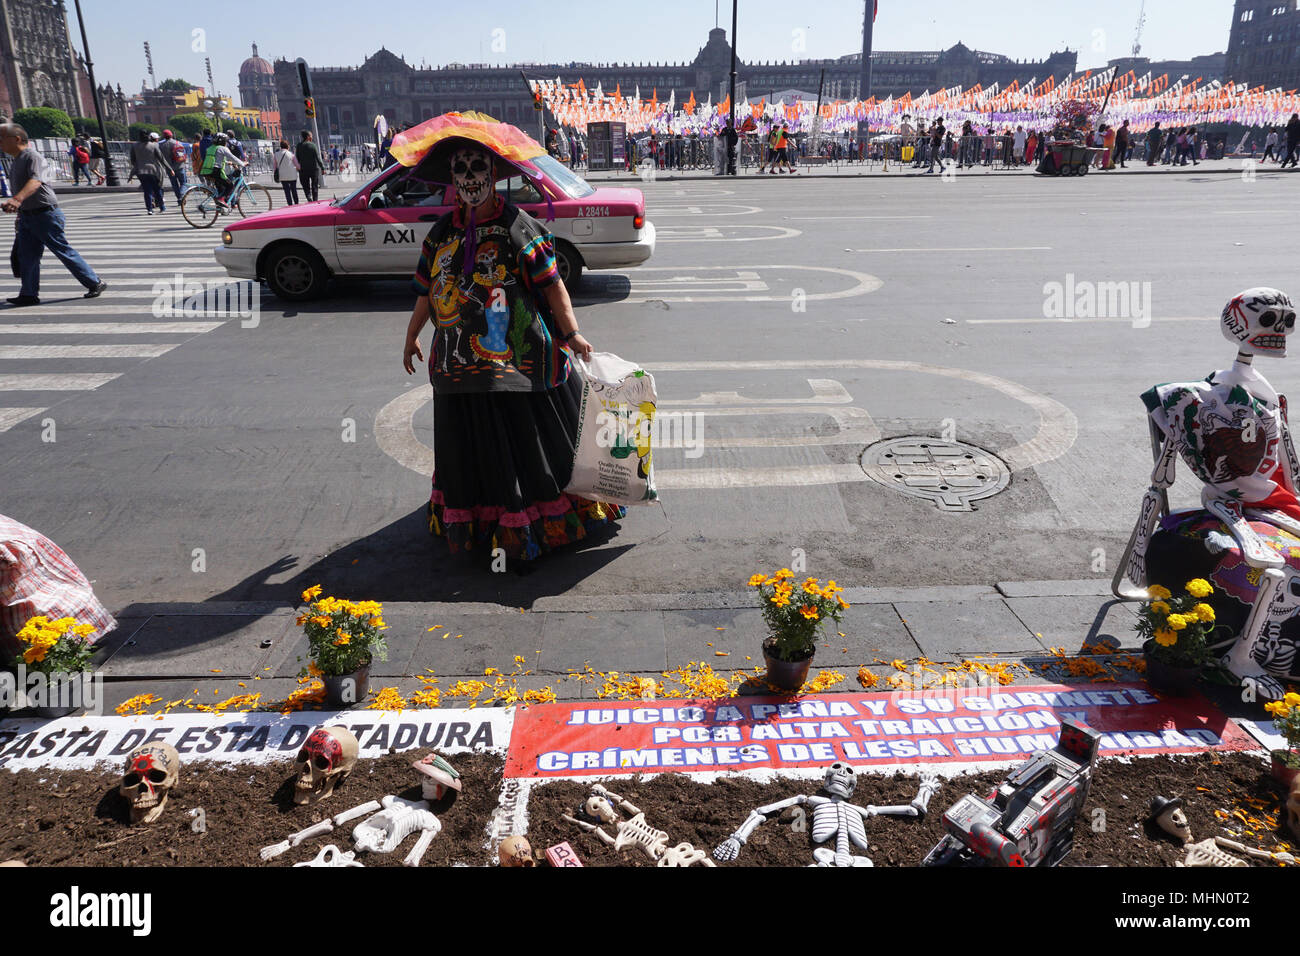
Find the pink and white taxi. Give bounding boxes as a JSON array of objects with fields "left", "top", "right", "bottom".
[{"left": 215, "top": 154, "right": 654, "bottom": 300}]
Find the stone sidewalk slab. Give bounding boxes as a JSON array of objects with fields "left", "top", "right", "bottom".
[
  {"left": 1004, "top": 596, "right": 1142, "bottom": 652},
  {"left": 100, "top": 611, "right": 295, "bottom": 679},
  {"left": 538, "top": 611, "right": 666, "bottom": 674},
  {"left": 895, "top": 598, "right": 1046, "bottom": 658},
  {"left": 997, "top": 579, "right": 1114, "bottom": 598}
]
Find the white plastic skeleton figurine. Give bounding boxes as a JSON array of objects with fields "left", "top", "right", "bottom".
[
  {"left": 293, "top": 844, "right": 364, "bottom": 868},
  {"left": 261, "top": 752, "right": 457, "bottom": 867},
  {"left": 713, "top": 764, "right": 940, "bottom": 867},
  {"left": 561, "top": 783, "right": 670, "bottom": 862},
  {"left": 1115, "top": 288, "right": 1300, "bottom": 701}
]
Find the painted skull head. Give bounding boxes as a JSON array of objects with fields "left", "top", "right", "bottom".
[
  {"left": 450, "top": 145, "right": 493, "bottom": 208},
  {"left": 1288, "top": 777, "right": 1300, "bottom": 842},
  {"left": 411, "top": 751, "right": 462, "bottom": 802},
  {"left": 475, "top": 245, "right": 499, "bottom": 274},
  {"left": 823, "top": 762, "right": 857, "bottom": 799},
  {"left": 1150, "top": 795, "right": 1191, "bottom": 845},
  {"left": 292, "top": 726, "right": 359, "bottom": 806},
  {"left": 1220, "top": 288, "right": 1296, "bottom": 357},
  {"left": 582, "top": 795, "right": 617, "bottom": 824},
  {"left": 498, "top": 835, "right": 534, "bottom": 867},
  {"left": 120, "top": 743, "right": 180, "bottom": 824}
]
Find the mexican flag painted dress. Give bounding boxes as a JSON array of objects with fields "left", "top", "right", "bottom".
[{"left": 412, "top": 199, "right": 624, "bottom": 561}]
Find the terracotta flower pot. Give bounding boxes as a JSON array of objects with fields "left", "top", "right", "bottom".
[
  {"left": 322, "top": 661, "right": 371, "bottom": 708},
  {"left": 1270, "top": 750, "right": 1300, "bottom": 787},
  {"left": 762, "top": 637, "right": 814, "bottom": 692},
  {"left": 1142, "top": 639, "right": 1201, "bottom": 697}
]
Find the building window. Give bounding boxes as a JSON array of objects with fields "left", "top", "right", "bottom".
[{"left": 1242, "top": 9, "right": 1255, "bottom": 20}]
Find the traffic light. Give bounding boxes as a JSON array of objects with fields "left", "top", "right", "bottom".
[
  {"left": 304, "top": 97, "right": 316, "bottom": 119},
  {"left": 533, "top": 90, "right": 543, "bottom": 112}
]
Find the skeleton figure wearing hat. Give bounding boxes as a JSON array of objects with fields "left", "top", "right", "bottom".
[{"left": 1115, "top": 288, "right": 1300, "bottom": 700}]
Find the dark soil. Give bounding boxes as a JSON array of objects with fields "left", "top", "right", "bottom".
[
  {"left": 524, "top": 751, "right": 1297, "bottom": 867},
  {"left": 0, "top": 751, "right": 1291, "bottom": 866},
  {"left": 0, "top": 750, "right": 503, "bottom": 867}
]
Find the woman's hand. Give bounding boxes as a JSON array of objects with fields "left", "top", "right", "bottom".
[
  {"left": 402, "top": 336, "right": 424, "bottom": 374},
  {"left": 567, "top": 333, "right": 593, "bottom": 361}
]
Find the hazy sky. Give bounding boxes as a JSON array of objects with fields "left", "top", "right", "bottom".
[{"left": 79, "top": 0, "right": 1236, "bottom": 101}]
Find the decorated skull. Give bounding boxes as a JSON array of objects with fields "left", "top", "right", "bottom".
[
  {"left": 1288, "top": 777, "right": 1300, "bottom": 842},
  {"left": 1149, "top": 795, "right": 1192, "bottom": 845},
  {"left": 292, "top": 726, "right": 359, "bottom": 806},
  {"left": 411, "top": 751, "right": 462, "bottom": 802},
  {"left": 581, "top": 795, "right": 617, "bottom": 824},
  {"left": 450, "top": 145, "right": 493, "bottom": 208},
  {"left": 498, "top": 835, "right": 534, "bottom": 867},
  {"left": 1220, "top": 288, "right": 1297, "bottom": 358},
  {"left": 822, "top": 762, "right": 857, "bottom": 800},
  {"left": 120, "top": 743, "right": 180, "bottom": 824}
]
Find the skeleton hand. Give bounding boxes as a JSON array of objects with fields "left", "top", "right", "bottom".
[
  {"left": 712, "top": 837, "right": 743, "bottom": 862},
  {"left": 912, "top": 772, "right": 941, "bottom": 815},
  {"left": 1233, "top": 668, "right": 1286, "bottom": 703}
]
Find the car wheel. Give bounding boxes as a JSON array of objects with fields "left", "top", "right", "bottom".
[
  {"left": 554, "top": 241, "right": 583, "bottom": 293},
  {"left": 265, "top": 245, "right": 329, "bottom": 300}
]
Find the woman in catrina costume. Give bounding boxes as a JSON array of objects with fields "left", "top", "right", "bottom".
[{"left": 399, "top": 114, "right": 624, "bottom": 563}]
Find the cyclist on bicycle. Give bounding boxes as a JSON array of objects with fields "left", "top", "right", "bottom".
[{"left": 200, "top": 133, "right": 246, "bottom": 207}]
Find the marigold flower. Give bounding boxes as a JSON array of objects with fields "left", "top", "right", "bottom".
[
  {"left": 799, "top": 605, "right": 819, "bottom": 620},
  {"left": 1166, "top": 614, "right": 1188, "bottom": 631},
  {"left": 301, "top": 584, "right": 323, "bottom": 602},
  {"left": 773, "top": 568, "right": 794, "bottom": 580},
  {"left": 1186, "top": 579, "right": 1213, "bottom": 598},
  {"left": 747, "top": 574, "right": 769, "bottom": 587},
  {"left": 1283, "top": 691, "right": 1300, "bottom": 708},
  {"left": 1192, "top": 603, "right": 1215, "bottom": 623},
  {"left": 1154, "top": 627, "right": 1178, "bottom": 647},
  {"left": 1150, "top": 601, "right": 1171, "bottom": 615},
  {"left": 1147, "top": 584, "right": 1172, "bottom": 600}
]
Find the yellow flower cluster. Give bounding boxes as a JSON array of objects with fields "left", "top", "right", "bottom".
[
  {"left": 16, "top": 615, "right": 94, "bottom": 665},
  {"left": 1265, "top": 692, "right": 1300, "bottom": 719},
  {"left": 365, "top": 687, "right": 407, "bottom": 711},
  {"left": 1186, "top": 578, "right": 1213, "bottom": 598}
]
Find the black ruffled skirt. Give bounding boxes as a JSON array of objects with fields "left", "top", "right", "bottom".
[{"left": 428, "top": 370, "right": 625, "bottom": 560}]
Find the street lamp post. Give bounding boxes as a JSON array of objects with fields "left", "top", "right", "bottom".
[
  {"left": 727, "top": 0, "right": 738, "bottom": 175},
  {"left": 71, "top": 0, "right": 118, "bottom": 185}
]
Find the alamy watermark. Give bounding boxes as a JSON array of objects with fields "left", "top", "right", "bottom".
[
  {"left": 151, "top": 273, "right": 260, "bottom": 328},
  {"left": 1043, "top": 273, "right": 1152, "bottom": 327},
  {"left": 0, "top": 665, "right": 104, "bottom": 714},
  {"left": 594, "top": 409, "right": 704, "bottom": 458}
]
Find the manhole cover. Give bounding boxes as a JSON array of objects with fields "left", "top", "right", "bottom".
[{"left": 859, "top": 437, "right": 1011, "bottom": 512}]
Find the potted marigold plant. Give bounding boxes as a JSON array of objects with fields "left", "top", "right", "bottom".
[
  {"left": 1264, "top": 692, "right": 1300, "bottom": 786},
  {"left": 1134, "top": 579, "right": 1221, "bottom": 696},
  {"left": 296, "top": 586, "right": 388, "bottom": 707},
  {"left": 13, "top": 615, "right": 97, "bottom": 717},
  {"left": 748, "top": 570, "right": 848, "bottom": 691}
]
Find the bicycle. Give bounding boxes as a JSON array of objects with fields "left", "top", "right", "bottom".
[{"left": 180, "top": 168, "right": 274, "bottom": 228}]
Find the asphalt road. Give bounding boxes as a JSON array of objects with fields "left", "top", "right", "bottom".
[{"left": 2, "top": 166, "right": 1297, "bottom": 614}]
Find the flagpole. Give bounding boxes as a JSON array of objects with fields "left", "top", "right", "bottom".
[{"left": 728, "top": 0, "right": 738, "bottom": 175}]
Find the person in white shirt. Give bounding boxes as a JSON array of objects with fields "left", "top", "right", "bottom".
[
  {"left": 1264, "top": 128, "right": 1280, "bottom": 163},
  {"left": 274, "top": 139, "right": 300, "bottom": 205},
  {"left": 1013, "top": 126, "right": 1027, "bottom": 164}
]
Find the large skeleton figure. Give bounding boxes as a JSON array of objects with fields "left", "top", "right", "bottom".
[
  {"left": 560, "top": 783, "right": 713, "bottom": 864},
  {"left": 260, "top": 753, "right": 457, "bottom": 867},
  {"left": 713, "top": 765, "right": 940, "bottom": 867},
  {"left": 1115, "top": 288, "right": 1300, "bottom": 701}
]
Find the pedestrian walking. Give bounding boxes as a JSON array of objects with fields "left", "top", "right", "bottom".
[
  {"left": 296, "top": 130, "right": 324, "bottom": 201},
  {"left": 1263, "top": 128, "right": 1279, "bottom": 162},
  {"left": 190, "top": 135, "right": 205, "bottom": 182},
  {"left": 274, "top": 139, "right": 300, "bottom": 205},
  {"left": 1283, "top": 114, "right": 1300, "bottom": 168},
  {"left": 1114, "top": 120, "right": 1130, "bottom": 168},
  {"left": 128, "top": 130, "right": 173, "bottom": 214},
  {"left": 158, "top": 129, "right": 188, "bottom": 203},
  {"left": 67, "top": 137, "right": 91, "bottom": 185},
  {"left": 925, "top": 118, "right": 945, "bottom": 173},
  {"left": 88, "top": 137, "right": 107, "bottom": 184},
  {"left": 0, "top": 123, "right": 106, "bottom": 306},
  {"left": 400, "top": 133, "right": 623, "bottom": 566}
]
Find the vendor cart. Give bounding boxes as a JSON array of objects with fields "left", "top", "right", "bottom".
[{"left": 1037, "top": 141, "right": 1106, "bottom": 177}]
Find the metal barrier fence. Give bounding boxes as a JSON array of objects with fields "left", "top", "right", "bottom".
[{"left": 19, "top": 138, "right": 277, "bottom": 185}]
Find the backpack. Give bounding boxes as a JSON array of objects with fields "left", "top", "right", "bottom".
[
  {"left": 74, "top": 146, "right": 89, "bottom": 164},
  {"left": 170, "top": 141, "right": 185, "bottom": 164}
]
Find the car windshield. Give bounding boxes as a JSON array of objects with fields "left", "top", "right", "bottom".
[{"left": 532, "top": 155, "right": 595, "bottom": 198}]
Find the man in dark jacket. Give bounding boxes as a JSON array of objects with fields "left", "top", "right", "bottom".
[
  {"left": 1115, "top": 120, "right": 1131, "bottom": 168},
  {"left": 1283, "top": 114, "right": 1300, "bottom": 168},
  {"left": 296, "top": 130, "right": 324, "bottom": 202},
  {"left": 1146, "top": 123, "right": 1163, "bottom": 165}
]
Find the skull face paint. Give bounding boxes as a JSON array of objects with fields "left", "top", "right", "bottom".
[
  {"left": 120, "top": 743, "right": 180, "bottom": 824},
  {"left": 1221, "top": 288, "right": 1297, "bottom": 358},
  {"left": 450, "top": 146, "right": 493, "bottom": 209}
]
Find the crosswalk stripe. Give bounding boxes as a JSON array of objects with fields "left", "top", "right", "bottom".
[
  {"left": 1, "top": 305, "right": 243, "bottom": 315},
  {"left": 0, "top": 322, "right": 223, "bottom": 333},
  {"left": 0, "top": 344, "right": 180, "bottom": 358},
  {"left": 0, "top": 373, "right": 121, "bottom": 390},
  {"left": 0, "top": 407, "right": 44, "bottom": 431}
]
